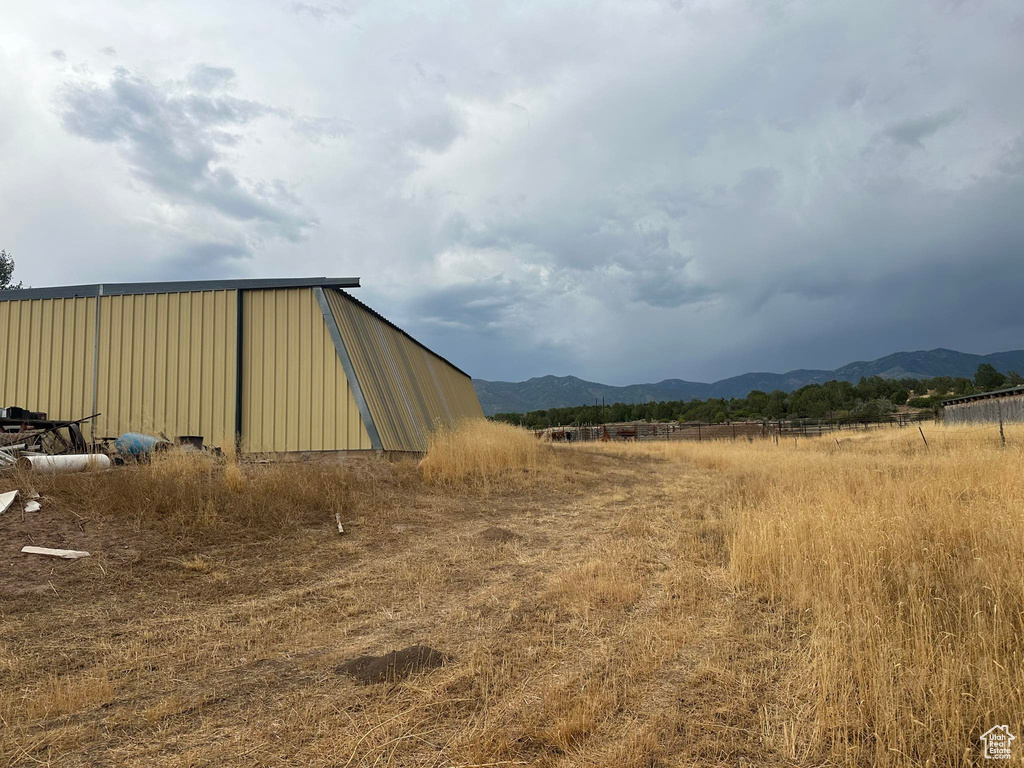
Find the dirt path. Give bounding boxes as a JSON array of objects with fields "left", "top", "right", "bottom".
[{"left": 0, "top": 449, "right": 798, "bottom": 767}]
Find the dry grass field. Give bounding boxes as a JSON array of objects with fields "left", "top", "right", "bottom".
[
  {"left": 1, "top": 420, "right": 1020, "bottom": 766},
  {"left": 592, "top": 424, "right": 1024, "bottom": 766}
]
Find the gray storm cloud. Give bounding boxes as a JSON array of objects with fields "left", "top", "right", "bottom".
[
  {"left": 1, "top": 0, "right": 1023, "bottom": 383},
  {"left": 59, "top": 68, "right": 309, "bottom": 236},
  {"left": 879, "top": 108, "right": 962, "bottom": 148}
]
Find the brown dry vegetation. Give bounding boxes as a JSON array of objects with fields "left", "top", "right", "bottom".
[
  {"left": 419, "top": 419, "right": 541, "bottom": 490},
  {"left": 0, "top": 420, "right": 1020, "bottom": 766},
  {"left": 589, "top": 423, "right": 1024, "bottom": 766}
]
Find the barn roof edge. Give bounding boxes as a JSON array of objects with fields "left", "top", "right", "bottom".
[
  {"left": 942, "top": 385, "right": 1024, "bottom": 406},
  {"left": 0, "top": 277, "right": 361, "bottom": 301}
]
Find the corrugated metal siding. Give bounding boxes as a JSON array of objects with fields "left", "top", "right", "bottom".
[
  {"left": 944, "top": 393, "right": 1024, "bottom": 425},
  {"left": 1, "top": 284, "right": 473, "bottom": 454},
  {"left": 323, "top": 288, "right": 484, "bottom": 451},
  {"left": 0, "top": 297, "right": 96, "bottom": 438},
  {"left": 94, "top": 291, "right": 237, "bottom": 447},
  {"left": 241, "top": 288, "right": 371, "bottom": 452}
]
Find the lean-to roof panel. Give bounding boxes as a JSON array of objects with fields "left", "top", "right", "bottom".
[{"left": 322, "top": 289, "right": 483, "bottom": 451}]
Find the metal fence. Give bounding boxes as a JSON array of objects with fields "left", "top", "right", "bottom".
[
  {"left": 537, "top": 412, "right": 934, "bottom": 443},
  {"left": 943, "top": 391, "right": 1024, "bottom": 425}
]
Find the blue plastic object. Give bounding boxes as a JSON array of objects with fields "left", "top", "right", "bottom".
[{"left": 114, "top": 432, "right": 165, "bottom": 456}]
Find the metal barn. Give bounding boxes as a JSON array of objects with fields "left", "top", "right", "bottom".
[
  {"left": 942, "top": 386, "right": 1024, "bottom": 425},
  {"left": 0, "top": 277, "right": 483, "bottom": 453}
]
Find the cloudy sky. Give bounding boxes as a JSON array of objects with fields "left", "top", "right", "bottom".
[{"left": 2, "top": 1, "right": 1023, "bottom": 384}]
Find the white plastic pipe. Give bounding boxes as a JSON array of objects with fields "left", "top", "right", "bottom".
[{"left": 16, "top": 454, "right": 111, "bottom": 473}]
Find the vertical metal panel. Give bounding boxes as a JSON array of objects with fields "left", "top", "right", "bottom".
[
  {"left": 323, "top": 289, "right": 484, "bottom": 452},
  {"left": 92, "top": 291, "right": 237, "bottom": 447},
  {"left": 234, "top": 290, "right": 244, "bottom": 446},
  {"left": 944, "top": 394, "right": 1024, "bottom": 425},
  {"left": 91, "top": 285, "right": 102, "bottom": 421},
  {"left": 0, "top": 297, "right": 96, "bottom": 438},
  {"left": 155, "top": 292, "right": 168, "bottom": 435},
  {"left": 240, "top": 288, "right": 371, "bottom": 452}
]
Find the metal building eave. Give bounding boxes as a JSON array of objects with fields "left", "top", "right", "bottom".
[
  {"left": 313, "top": 286, "right": 384, "bottom": 451},
  {"left": 0, "top": 276, "right": 361, "bottom": 302},
  {"left": 942, "top": 385, "right": 1024, "bottom": 406}
]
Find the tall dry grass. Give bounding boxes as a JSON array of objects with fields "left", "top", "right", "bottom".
[
  {"left": 10, "top": 449, "right": 412, "bottom": 542},
  {"left": 590, "top": 424, "right": 1024, "bottom": 766},
  {"left": 419, "top": 418, "right": 543, "bottom": 489},
  {"left": 1, "top": 432, "right": 759, "bottom": 766}
]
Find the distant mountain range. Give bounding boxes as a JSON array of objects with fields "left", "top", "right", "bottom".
[{"left": 473, "top": 348, "right": 1024, "bottom": 415}]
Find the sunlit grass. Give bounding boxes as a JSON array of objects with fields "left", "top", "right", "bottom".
[
  {"left": 586, "top": 424, "right": 1024, "bottom": 766},
  {"left": 419, "top": 418, "right": 542, "bottom": 489}
]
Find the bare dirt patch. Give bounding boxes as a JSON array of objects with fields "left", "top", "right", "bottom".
[
  {"left": 0, "top": 503, "right": 157, "bottom": 598},
  {"left": 477, "top": 525, "right": 523, "bottom": 544},
  {"left": 337, "top": 644, "right": 451, "bottom": 684}
]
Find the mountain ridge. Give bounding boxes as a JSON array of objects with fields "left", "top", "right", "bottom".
[{"left": 472, "top": 347, "right": 1024, "bottom": 415}]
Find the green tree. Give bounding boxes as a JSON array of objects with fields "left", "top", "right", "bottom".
[
  {"left": 974, "top": 363, "right": 1006, "bottom": 391},
  {"left": 0, "top": 250, "right": 22, "bottom": 290},
  {"left": 1005, "top": 371, "right": 1024, "bottom": 387},
  {"left": 952, "top": 377, "right": 973, "bottom": 395},
  {"left": 766, "top": 390, "right": 787, "bottom": 419},
  {"left": 928, "top": 376, "right": 953, "bottom": 396}
]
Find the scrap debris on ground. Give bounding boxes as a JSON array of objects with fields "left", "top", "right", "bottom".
[
  {"left": 19, "top": 546, "right": 90, "bottom": 560},
  {"left": 1, "top": 405, "right": 219, "bottom": 480},
  {"left": 0, "top": 489, "right": 17, "bottom": 516},
  {"left": 0, "top": 407, "right": 225, "bottom": 566}
]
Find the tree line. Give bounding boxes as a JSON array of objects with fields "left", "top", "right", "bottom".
[
  {"left": 1, "top": 250, "right": 22, "bottom": 290},
  {"left": 493, "top": 364, "right": 1022, "bottom": 428}
]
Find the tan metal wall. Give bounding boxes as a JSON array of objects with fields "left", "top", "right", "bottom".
[
  {"left": 241, "top": 288, "right": 371, "bottom": 453},
  {"left": 2, "top": 285, "right": 472, "bottom": 454},
  {"left": 94, "top": 291, "right": 237, "bottom": 447},
  {"left": 0, "top": 297, "right": 96, "bottom": 438},
  {"left": 323, "top": 288, "right": 484, "bottom": 452}
]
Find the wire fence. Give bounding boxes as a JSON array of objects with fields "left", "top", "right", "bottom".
[{"left": 537, "top": 412, "right": 935, "bottom": 443}]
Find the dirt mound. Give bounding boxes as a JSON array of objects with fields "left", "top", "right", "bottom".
[
  {"left": 337, "top": 645, "right": 450, "bottom": 684},
  {"left": 478, "top": 526, "right": 523, "bottom": 544}
]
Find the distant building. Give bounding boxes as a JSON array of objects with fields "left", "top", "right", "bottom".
[
  {"left": 942, "top": 386, "right": 1024, "bottom": 425},
  {"left": 0, "top": 277, "right": 483, "bottom": 453}
]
